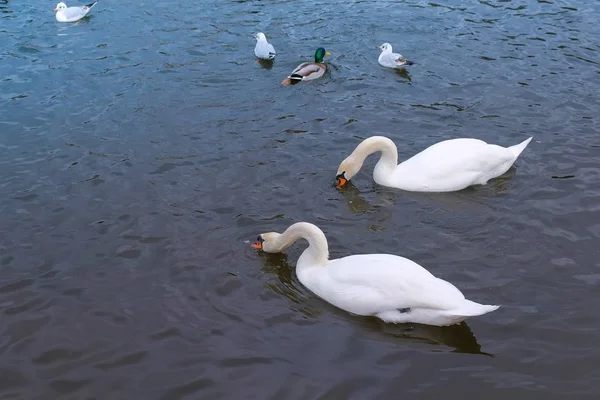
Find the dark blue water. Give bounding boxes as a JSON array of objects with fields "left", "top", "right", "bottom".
[{"left": 1, "top": 0, "right": 600, "bottom": 398}]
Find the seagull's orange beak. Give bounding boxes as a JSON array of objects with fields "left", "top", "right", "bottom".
[{"left": 53, "top": 8, "right": 58, "bottom": 12}]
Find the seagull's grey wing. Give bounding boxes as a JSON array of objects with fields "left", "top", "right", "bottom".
[
  {"left": 63, "top": 6, "right": 89, "bottom": 20},
  {"left": 255, "top": 42, "right": 276, "bottom": 59},
  {"left": 391, "top": 52, "right": 408, "bottom": 64}
]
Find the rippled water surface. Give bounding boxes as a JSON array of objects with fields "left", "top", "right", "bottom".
[{"left": 2, "top": 0, "right": 600, "bottom": 398}]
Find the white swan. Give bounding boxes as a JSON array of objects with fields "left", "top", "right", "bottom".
[
  {"left": 336, "top": 135, "right": 532, "bottom": 191},
  {"left": 54, "top": 2, "right": 97, "bottom": 23},
  {"left": 253, "top": 32, "right": 276, "bottom": 60},
  {"left": 252, "top": 222, "right": 499, "bottom": 326},
  {"left": 378, "top": 43, "right": 413, "bottom": 69}
]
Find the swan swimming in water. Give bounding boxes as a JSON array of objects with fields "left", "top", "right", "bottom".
[
  {"left": 253, "top": 222, "right": 499, "bottom": 326},
  {"left": 336, "top": 135, "right": 533, "bottom": 191}
]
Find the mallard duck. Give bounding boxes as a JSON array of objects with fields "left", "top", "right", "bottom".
[{"left": 281, "top": 47, "right": 330, "bottom": 86}]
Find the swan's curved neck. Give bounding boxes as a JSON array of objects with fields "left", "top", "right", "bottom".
[
  {"left": 353, "top": 136, "right": 398, "bottom": 172},
  {"left": 276, "top": 222, "right": 329, "bottom": 268}
]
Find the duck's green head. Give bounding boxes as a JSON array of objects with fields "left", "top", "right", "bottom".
[{"left": 314, "top": 47, "right": 331, "bottom": 63}]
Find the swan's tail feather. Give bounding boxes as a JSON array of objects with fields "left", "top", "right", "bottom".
[
  {"left": 447, "top": 300, "right": 500, "bottom": 317},
  {"left": 509, "top": 136, "right": 533, "bottom": 158}
]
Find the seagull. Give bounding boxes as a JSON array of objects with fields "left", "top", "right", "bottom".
[
  {"left": 54, "top": 1, "right": 97, "bottom": 23},
  {"left": 253, "top": 32, "right": 276, "bottom": 60},
  {"left": 378, "top": 43, "right": 413, "bottom": 69}
]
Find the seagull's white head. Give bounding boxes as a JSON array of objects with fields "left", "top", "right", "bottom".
[
  {"left": 54, "top": 2, "right": 67, "bottom": 12},
  {"left": 254, "top": 32, "right": 267, "bottom": 42},
  {"left": 378, "top": 43, "right": 393, "bottom": 52}
]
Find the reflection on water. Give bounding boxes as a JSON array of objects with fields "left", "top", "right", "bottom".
[
  {"left": 260, "top": 252, "right": 306, "bottom": 304},
  {"left": 337, "top": 183, "right": 372, "bottom": 214},
  {"left": 256, "top": 58, "right": 275, "bottom": 70},
  {"left": 375, "top": 320, "right": 491, "bottom": 356},
  {"left": 394, "top": 67, "right": 411, "bottom": 82}
]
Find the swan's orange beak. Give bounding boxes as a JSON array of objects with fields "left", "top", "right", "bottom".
[
  {"left": 336, "top": 176, "right": 347, "bottom": 189},
  {"left": 252, "top": 242, "right": 262, "bottom": 249}
]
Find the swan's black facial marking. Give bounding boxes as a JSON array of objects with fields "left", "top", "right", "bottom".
[
  {"left": 335, "top": 171, "right": 347, "bottom": 188},
  {"left": 397, "top": 308, "right": 411, "bottom": 314},
  {"left": 252, "top": 235, "right": 264, "bottom": 249}
]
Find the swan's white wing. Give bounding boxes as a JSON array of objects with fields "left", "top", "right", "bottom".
[
  {"left": 392, "top": 138, "right": 514, "bottom": 191},
  {"left": 309, "top": 254, "right": 466, "bottom": 316}
]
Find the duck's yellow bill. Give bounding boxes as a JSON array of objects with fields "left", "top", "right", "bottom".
[{"left": 325, "top": 52, "right": 331, "bottom": 56}]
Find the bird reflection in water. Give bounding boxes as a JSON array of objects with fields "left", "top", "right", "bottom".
[
  {"left": 395, "top": 67, "right": 411, "bottom": 82},
  {"left": 370, "top": 318, "right": 492, "bottom": 356},
  {"left": 256, "top": 58, "right": 274, "bottom": 70},
  {"left": 336, "top": 180, "right": 370, "bottom": 214},
  {"left": 259, "top": 251, "right": 322, "bottom": 319},
  {"left": 336, "top": 179, "right": 399, "bottom": 217}
]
